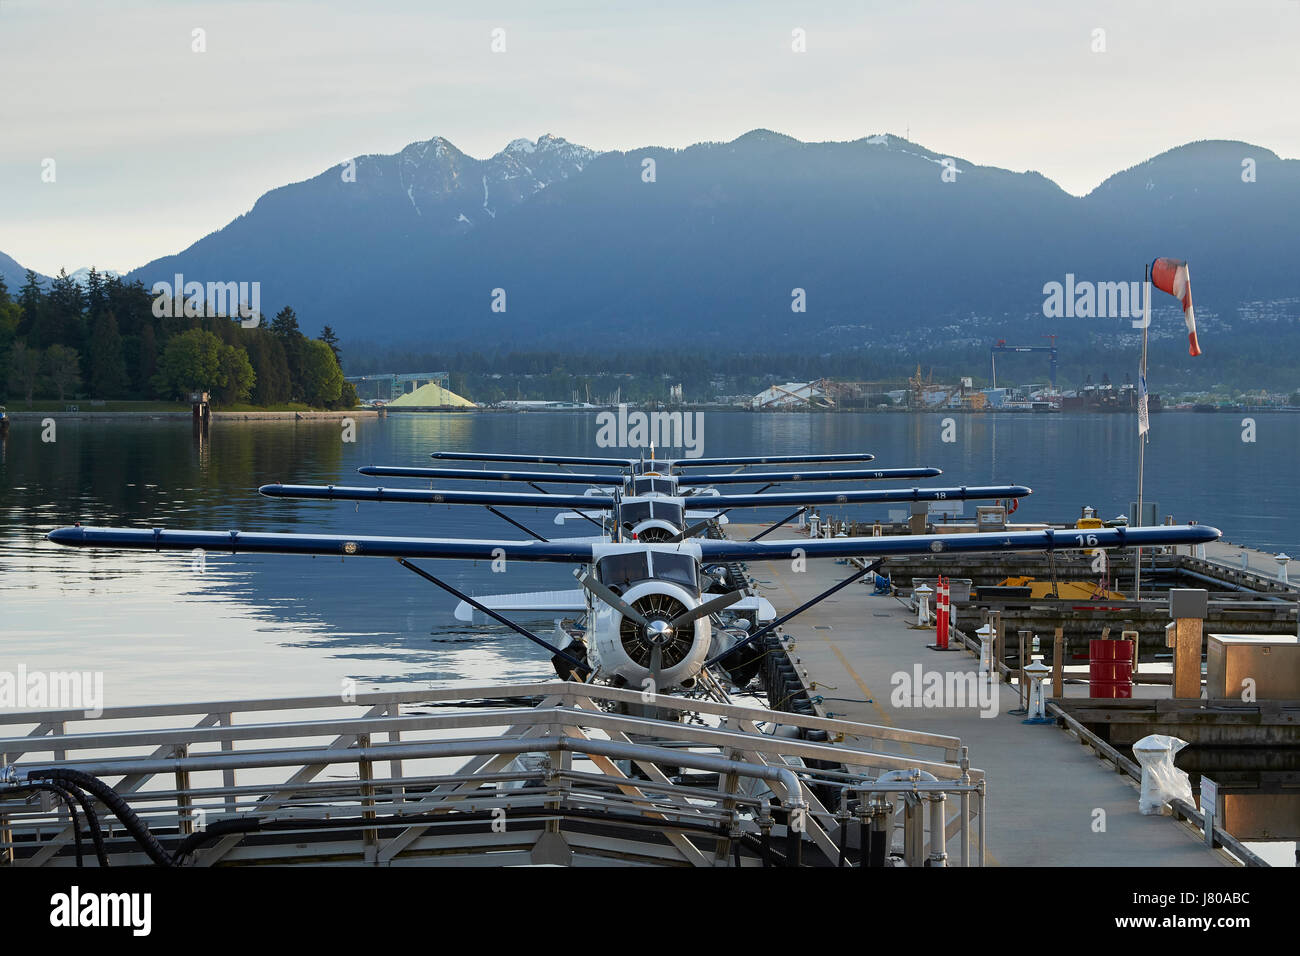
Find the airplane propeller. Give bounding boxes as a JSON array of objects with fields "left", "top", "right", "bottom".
[
  {"left": 667, "top": 589, "right": 744, "bottom": 629},
  {"left": 577, "top": 571, "right": 651, "bottom": 627},
  {"left": 668, "top": 518, "right": 714, "bottom": 543}
]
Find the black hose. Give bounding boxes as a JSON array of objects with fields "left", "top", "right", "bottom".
[
  {"left": 9, "top": 783, "right": 84, "bottom": 866},
  {"left": 60, "top": 783, "right": 111, "bottom": 867},
  {"left": 20, "top": 769, "right": 795, "bottom": 866},
  {"left": 28, "top": 768, "right": 173, "bottom": 867},
  {"left": 172, "top": 817, "right": 263, "bottom": 860},
  {"left": 739, "top": 830, "right": 784, "bottom": 866}
]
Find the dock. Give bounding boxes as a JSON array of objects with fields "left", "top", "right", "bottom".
[{"left": 729, "top": 521, "right": 1250, "bottom": 867}]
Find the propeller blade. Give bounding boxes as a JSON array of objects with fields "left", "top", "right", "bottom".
[
  {"left": 670, "top": 590, "right": 744, "bottom": 629},
  {"left": 578, "top": 571, "right": 650, "bottom": 627},
  {"left": 648, "top": 645, "right": 663, "bottom": 689},
  {"left": 670, "top": 518, "right": 714, "bottom": 542}
]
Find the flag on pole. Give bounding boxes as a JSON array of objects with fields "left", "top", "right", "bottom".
[
  {"left": 1151, "top": 258, "right": 1201, "bottom": 356},
  {"left": 1137, "top": 371, "right": 1150, "bottom": 436}
]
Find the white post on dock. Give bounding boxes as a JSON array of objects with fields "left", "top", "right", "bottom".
[
  {"left": 915, "top": 584, "right": 933, "bottom": 627},
  {"left": 1276, "top": 553, "right": 1291, "bottom": 585},
  {"left": 1023, "top": 660, "right": 1052, "bottom": 722},
  {"left": 976, "top": 623, "right": 995, "bottom": 676}
]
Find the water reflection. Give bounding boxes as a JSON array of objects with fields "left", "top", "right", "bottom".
[
  {"left": 4, "top": 412, "right": 1300, "bottom": 706},
  {"left": 1178, "top": 747, "right": 1299, "bottom": 867}
]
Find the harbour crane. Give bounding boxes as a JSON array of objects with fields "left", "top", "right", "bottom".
[{"left": 990, "top": 336, "right": 1058, "bottom": 390}]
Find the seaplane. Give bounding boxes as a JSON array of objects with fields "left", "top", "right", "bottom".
[
  {"left": 256, "top": 473, "right": 1038, "bottom": 682},
  {"left": 358, "top": 448, "right": 952, "bottom": 531},
  {"left": 47, "top": 496, "right": 1220, "bottom": 698}
]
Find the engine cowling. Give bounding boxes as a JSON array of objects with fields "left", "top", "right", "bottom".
[
  {"left": 587, "top": 579, "right": 712, "bottom": 689},
  {"left": 625, "top": 519, "right": 680, "bottom": 543}
]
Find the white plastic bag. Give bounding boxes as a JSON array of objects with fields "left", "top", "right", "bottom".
[{"left": 1133, "top": 734, "right": 1193, "bottom": 815}]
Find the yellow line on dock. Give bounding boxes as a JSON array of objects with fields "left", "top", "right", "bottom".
[{"left": 826, "top": 641, "right": 904, "bottom": 739}]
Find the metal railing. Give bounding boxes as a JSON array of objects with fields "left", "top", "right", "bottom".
[{"left": 0, "top": 681, "right": 984, "bottom": 867}]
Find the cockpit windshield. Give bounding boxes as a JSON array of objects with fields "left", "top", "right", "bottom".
[
  {"left": 630, "top": 477, "right": 676, "bottom": 496},
  {"left": 651, "top": 552, "right": 699, "bottom": 591},
  {"left": 620, "top": 500, "right": 684, "bottom": 529},
  {"left": 595, "top": 551, "right": 700, "bottom": 594}
]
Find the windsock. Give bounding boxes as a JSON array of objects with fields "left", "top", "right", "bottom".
[{"left": 1151, "top": 258, "right": 1201, "bottom": 356}]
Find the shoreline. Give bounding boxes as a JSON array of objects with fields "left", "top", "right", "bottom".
[{"left": 3, "top": 410, "right": 381, "bottom": 422}]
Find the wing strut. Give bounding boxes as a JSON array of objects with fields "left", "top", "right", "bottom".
[
  {"left": 527, "top": 481, "right": 607, "bottom": 532},
  {"left": 484, "top": 506, "right": 549, "bottom": 542},
  {"left": 704, "top": 559, "right": 883, "bottom": 667},
  {"left": 395, "top": 558, "right": 585, "bottom": 669},
  {"left": 748, "top": 508, "right": 808, "bottom": 542}
]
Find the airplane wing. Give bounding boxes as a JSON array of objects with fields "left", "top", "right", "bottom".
[
  {"left": 359, "top": 466, "right": 619, "bottom": 486},
  {"left": 260, "top": 483, "right": 615, "bottom": 511},
  {"left": 429, "top": 452, "right": 880, "bottom": 469},
  {"left": 261, "top": 482, "right": 1026, "bottom": 512},
  {"left": 696, "top": 524, "right": 1221, "bottom": 562},
  {"left": 453, "top": 588, "right": 587, "bottom": 622},
  {"left": 46, "top": 526, "right": 599, "bottom": 563},
  {"left": 677, "top": 467, "right": 942, "bottom": 485},
  {"left": 676, "top": 454, "right": 875, "bottom": 467},
  {"left": 47, "top": 523, "right": 1220, "bottom": 565},
  {"left": 705, "top": 484, "right": 1031, "bottom": 509},
  {"left": 431, "top": 452, "right": 632, "bottom": 468}
]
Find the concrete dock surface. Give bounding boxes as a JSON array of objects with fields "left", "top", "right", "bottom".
[
  {"left": 731, "top": 522, "right": 1232, "bottom": 867},
  {"left": 1204, "top": 538, "right": 1300, "bottom": 585}
]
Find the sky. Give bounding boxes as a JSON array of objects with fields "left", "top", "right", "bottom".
[{"left": 1, "top": 0, "right": 1297, "bottom": 276}]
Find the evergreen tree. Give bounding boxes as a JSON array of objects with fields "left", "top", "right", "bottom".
[
  {"left": 89, "top": 313, "right": 129, "bottom": 398},
  {"left": 46, "top": 270, "right": 85, "bottom": 348},
  {"left": 136, "top": 325, "right": 158, "bottom": 396},
  {"left": 319, "top": 325, "right": 341, "bottom": 364},
  {"left": 270, "top": 306, "right": 300, "bottom": 339},
  {"left": 247, "top": 332, "right": 291, "bottom": 406},
  {"left": 271, "top": 307, "right": 305, "bottom": 400},
  {"left": 16, "top": 270, "right": 43, "bottom": 340},
  {"left": 85, "top": 267, "right": 106, "bottom": 319}
]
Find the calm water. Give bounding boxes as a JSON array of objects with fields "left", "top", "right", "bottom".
[{"left": 2, "top": 410, "right": 1296, "bottom": 706}]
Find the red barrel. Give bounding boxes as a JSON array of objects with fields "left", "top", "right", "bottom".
[{"left": 1089, "top": 639, "right": 1133, "bottom": 698}]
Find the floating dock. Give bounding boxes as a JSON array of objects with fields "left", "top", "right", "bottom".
[{"left": 728, "top": 521, "right": 1275, "bottom": 866}]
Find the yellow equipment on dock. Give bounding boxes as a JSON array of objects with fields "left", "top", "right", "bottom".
[{"left": 995, "top": 575, "right": 1126, "bottom": 600}]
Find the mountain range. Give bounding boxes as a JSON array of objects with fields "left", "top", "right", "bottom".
[{"left": 5, "top": 131, "right": 1298, "bottom": 382}]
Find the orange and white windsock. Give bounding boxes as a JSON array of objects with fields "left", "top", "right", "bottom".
[{"left": 1151, "top": 258, "right": 1201, "bottom": 356}]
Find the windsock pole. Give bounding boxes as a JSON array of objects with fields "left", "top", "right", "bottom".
[{"left": 1134, "top": 265, "right": 1150, "bottom": 600}]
